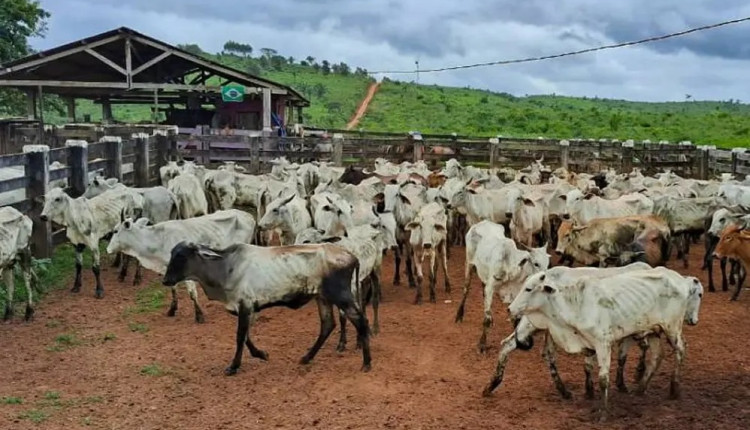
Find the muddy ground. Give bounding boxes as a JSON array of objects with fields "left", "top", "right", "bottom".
[{"left": 1, "top": 243, "right": 749, "bottom": 430}]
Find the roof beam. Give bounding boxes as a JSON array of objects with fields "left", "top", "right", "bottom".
[
  {"left": 131, "top": 51, "right": 171, "bottom": 76},
  {"left": 85, "top": 48, "right": 127, "bottom": 75},
  {"left": 0, "top": 35, "right": 123, "bottom": 75},
  {"left": 0, "top": 80, "right": 129, "bottom": 88},
  {"left": 130, "top": 35, "right": 285, "bottom": 91}
]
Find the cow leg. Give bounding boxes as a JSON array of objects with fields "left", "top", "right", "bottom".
[
  {"left": 428, "top": 249, "right": 437, "bottom": 303},
  {"left": 405, "top": 243, "right": 417, "bottom": 288},
  {"left": 341, "top": 301, "right": 372, "bottom": 372},
  {"left": 729, "top": 259, "right": 739, "bottom": 287},
  {"left": 393, "top": 244, "right": 402, "bottom": 286},
  {"left": 482, "top": 325, "right": 528, "bottom": 396},
  {"left": 584, "top": 353, "right": 596, "bottom": 400},
  {"left": 666, "top": 333, "right": 686, "bottom": 399},
  {"left": 455, "top": 263, "right": 474, "bottom": 323},
  {"left": 167, "top": 286, "right": 178, "bottom": 317},
  {"left": 133, "top": 260, "right": 143, "bottom": 286},
  {"left": 91, "top": 246, "right": 104, "bottom": 299},
  {"left": 635, "top": 336, "right": 663, "bottom": 395},
  {"left": 634, "top": 337, "right": 649, "bottom": 383},
  {"left": 2, "top": 269, "right": 13, "bottom": 321},
  {"left": 720, "top": 257, "right": 729, "bottom": 292},
  {"left": 118, "top": 253, "right": 130, "bottom": 282},
  {"left": 371, "top": 272, "right": 381, "bottom": 335},
  {"left": 111, "top": 252, "right": 122, "bottom": 268},
  {"left": 478, "top": 283, "right": 494, "bottom": 354},
  {"left": 682, "top": 234, "right": 691, "bottom": 268},
  {"left": 186, "top": 281, "right": 205, "bottom": 323},
  {"left": 300, "top": 298, "right": 335, "bottom": 365},
  {"left": 22, "top": 260, "right": 33, "bottom": 321},
  {"left": 336, "top": 309, "right": 347, "bottom": 352},
  {"left": 706, "top": 253, "right": 716, "bottom": 292},
  {"left": 595, "top": 344, "right": 613, "bottom": 422},
  {"left": 413, "top": 248, "right": 426, "bottom": 305},
  {"left": 225, "top": 302, "right": 251, "bottom": 375},
  {"left": 72, "top": 244, "right": 85, "bottom": 293},
  {"left": 245, "top": 313, "right": 268, "bottom": 361},
  {"left": 542, "top": 333, "right": 572, "bottom": 399},
  {"left": 441, "top": 241, "right": 451, "bottom": 294},
  {"left": 731, "top": 264, "right": 745, "bottom": 301},
  {"left": 615, "top": 337, "right": 634, "bottom": 393}
]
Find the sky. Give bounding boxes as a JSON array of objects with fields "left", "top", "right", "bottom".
[{"left": 30, "top": 0, "right": 750, "bottom": 102}]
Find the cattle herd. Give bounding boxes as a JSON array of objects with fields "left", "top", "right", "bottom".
[{"left": 4, "top": 154, "right": 750, "bottom": 421}]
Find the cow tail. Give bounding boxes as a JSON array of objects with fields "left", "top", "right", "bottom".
[
  {"left": 660, "top": 232, "right": 671, "bottom": 266},
  {"left": 354, "top": 259, "right": 363, "bottom": 314}
]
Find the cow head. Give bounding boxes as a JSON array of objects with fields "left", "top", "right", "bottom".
[
  {"left": 258, "top": 193, "right": 296, "bottom": 231},
  {"left": 39, "top": 187, "right": 72, "bottom": 224},
  {"left": 714, "top": 224, "right": 750, "bottom": 259},
  {"left": 685, "top": 277, "right": 703, "bottom": 326}
]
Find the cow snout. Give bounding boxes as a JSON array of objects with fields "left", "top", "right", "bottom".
[
  {"left": 423, "top": 243, "right": 432, "bottom": 249},
  {"left": 686, "top": 317, "right": 699, "bottom": 326},
  {"left": 39, "top": 214, "right": 48, "bottom": 222},
  {"left": 555, "top": 250, "right": 562, "bottom": 256},
  {"left": 562, "top": 214, "right": 570, "bottom": 220}
]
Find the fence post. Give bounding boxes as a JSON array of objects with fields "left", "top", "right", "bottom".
[
  {"left": 100, "top": 136, "right": 123, "bottom": 181},
  {"left": 621, "top": 139, "right": 634, "bottom": 173},
  {"left": 24, "top": 144, "right": 51, "bottom": 258},
  {"left": 410, "top": 131, "right": 423, "bottom": 163},
  {"left": 559, "top": 139, "right": 570, "bottom": 170},
  {"left": 65, "top": 140, "right": 88, "bottom": 197},
  {"left": 154, "top": 130, "right": 169, "bottom": 171},
  {"left": 248, "top": 136, "right": 260, "bottom": 174},
  {"left": 731, "top": 148, "right": 745, "bottom": 177},
  {"left": 133, "top": 133, "right": 150, "bottom": 187},
  {"left": 332, "top": 133, "right": 344, "bottom": 167},
  {"left": 698, "top": 146, "right": 710, "bottom": 180},
  {"left": 488, "top": 137, "right": 499, "bottom": 169}
]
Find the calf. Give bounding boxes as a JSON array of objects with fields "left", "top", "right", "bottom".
[
  {"left": 162, "top": 241, "right": 371, "bottom": 374},
  {"left": 40, "top": 187, "right": 142, "bottom": 298},
  {"left": 713, "top": 224, "right": 750, "bottom": 301},
  {"left": 0, "top": 207, "right": 34, "bottom": 321},
  {"left": 704, "top": 208, "right": 747, "bottom": 292},
  {"left": 107, "top": 209, "right": 257, "bottom": 322},
  {"left": 455, "top": 220, "right": 550, "bottom": 353},
  {"left": 406, "top": 202, "right": 450, "bottom": 304}
]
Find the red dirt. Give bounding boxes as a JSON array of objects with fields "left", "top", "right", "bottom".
[
  {"left": 346, "top": 82, "right": 380, "bottom": 130},
  {"left": 1, "top": 244, "right": 750, "bottom": 430}
]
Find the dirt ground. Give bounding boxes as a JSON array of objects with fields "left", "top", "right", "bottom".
[{"left": 1, "top": 243, "right": 749, "bottom": 430}]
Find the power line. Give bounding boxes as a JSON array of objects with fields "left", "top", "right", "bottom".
[{"left": 369, "top": 16, "right": 750, "bottom": 75}]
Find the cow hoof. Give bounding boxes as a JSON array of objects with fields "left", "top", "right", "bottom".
[
  {"left": 481, "top": 386, "right": 494, "bottom": 397},
  {"left": 708, "top": 287, "right": 716, "bottom": 293},
  {"left": 585, "top": 390, "right": 595, "bottom": 400},
  {"left": 616, "top": 384, "right": 629, "bottom": 394},
  {"left": 477, "top": 344, "right": 487, "bottom": 355},
  {"left": 255, "top": 350, "right": 269, "bottom": 361},
  {"left": 117, "top": 274, "right": 126, "bottom": 283},
  {"left": 560, "top": 389, "right": 573, "bottom": 400},
  {"left": 94, "top": 290, "right": 104, "bottom": 299},
  {"left": 166, "top": 307, "right": 177, "bottom": 317},
  {"left": 224, "top": 366, "right": 238, "bottom": 376},
  {"left": 361, "top": 364, "right": 371, "bottom": 373},
  {"left": 413, "top": 297, "right": 422, "bottom": 305},
  {"left": 24, "top": 306, "right": 34, "bottom": 322},
  {"left": 195, "top": 313, "right": 205, "bottom": 323},
  {"left": 336, "top": 343, "right": 346, "bottom": 353},
  {"left": 70, "top": 286, "right": 81, "bottom": 293},
  {"left": 393, "top": 279, "right": 401, "bottom": 286},
  {"left": 299, "top": 356, "right": 312, "bottom": 365}
]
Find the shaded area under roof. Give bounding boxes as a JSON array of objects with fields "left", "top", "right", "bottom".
[{"left": 0, "top": 26, "right": 309, "bottom": 106}]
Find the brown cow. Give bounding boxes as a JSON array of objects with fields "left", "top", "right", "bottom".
[
  {"left": 427, "top": 172, "right": 447, "bottom": 188},
  {"left": 713, "top": 224, "right": 749, "bottom": 301}
]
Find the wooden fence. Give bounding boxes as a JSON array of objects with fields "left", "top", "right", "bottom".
[
  {"left": 1, "top": 128, "right": 748, "bottom": 259},
  {"left": 0, "top": 132, "right": 174, "bottom": 258}
]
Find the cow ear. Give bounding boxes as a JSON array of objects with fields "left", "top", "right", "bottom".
[
  {"left": 438, "top": 196, "right": 448, "bottom": 203},
  {"left": 398, "top": 193, "right": 412, "bottom": 205},
  {"left": 434, "top": 224, "right": 446, "bottom": 232},
  {"left": 120, "top": 208, "right": 126, "bottom": 222},
  {"left": 543, "top": 285, "right": 556, "bottom": 294},
  {"left": 198, "top": 248, "right": 222, "bottom": 260},
  {"left": 322, "top": 236, "right": 342, "bottom": 243},
  {"left": 558, "top": 195, "right": 567, "bottom": 201},
  {"left": 134, "top": 218, "right": 151, "bottom": 227},
  {"left": 467, "top": 188, "right": 477, "bottom": 195},
  {"left": 583, "top": 193, "right": 595, "bottom": 200},
  {"left": 522, "top": 198, "right": 535, "bottom": 207},
  {"left": 322, "top": 205, "right": 333, "bottom": 212},
  {"left": 372, "top": 192, "right": 384, "bottom": 203},
  {"left": 517, "top": 257, "right": 529, "bottom": 267},
  {"left": 123, "top": 220, "right": 132, "bottom": 229},
  {"left": 405, "top": 222, "right": 419, "bottom": 231}
]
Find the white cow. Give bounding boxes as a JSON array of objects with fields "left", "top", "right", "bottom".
[
  {"left": 0, "top": 207, "right": 34, "bottom": 321},
  {"left": 454, "top": 220, "right": 550, "bottom": 353},
  {"left": 40, "top": 187, "right": 143, "bottom": 298},
  {"left": 258, "top": 193, "right": 312, "bottom": 245},
  {"left": 406, "top": 202, "right": 450, "bottom": 304},
  {"left": 563, "top": 189, "right": 653, "bottom": 225},
  {"left": 505, "top": 267, "right": 703, "bottom": 421},
  {"left": 106, "top": 209, "right": 256, "bottom": 322},
  {"left": 168, "top": 173, "right": 208, "bottom": 219}
]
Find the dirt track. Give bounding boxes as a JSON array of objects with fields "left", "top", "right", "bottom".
[
  {"left": 1, "top": 243, "right": 749, "bottom": 429},
  {"left": 346, "top": 82, "right": 380, "bottom": 130}
]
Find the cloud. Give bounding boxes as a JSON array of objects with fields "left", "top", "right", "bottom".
[{"left": 30, "top": 0, "right": 750, "bottom": 102}]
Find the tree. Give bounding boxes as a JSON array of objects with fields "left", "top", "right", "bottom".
[
  {"left": 260, "top": 48, "right": 277, "bottom": 58},
  {"left": 305, "top": 56, "right": 315, "bottom": 64},
  {"left": 178, "top": 43, "right": 206, "bottom": 57},
  {"left": 0, "top": 0, "right": 51, "bottom": 116},
  {"left": 337, "top": 62, "right": 350, "bottom": 75},
  {"left": 321, "top": 60, "right": 331, "bottom": 75},
  {"left": 246, "top": 62, "right": 262, "bottom": 76},
  {"left": 287, "top": 56, "right": 294, "bottom": 64}
]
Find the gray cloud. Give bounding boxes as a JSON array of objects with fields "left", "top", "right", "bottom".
[{"left": 30, "top": 0, "right": 750, "bottom": 102}]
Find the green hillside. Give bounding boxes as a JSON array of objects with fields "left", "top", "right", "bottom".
[
  {"left": 360, "top": 80, "right": 750, "bottom": 147},
  {"left": 60, "top": 44, "right": 750, "bottom": 148}
]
